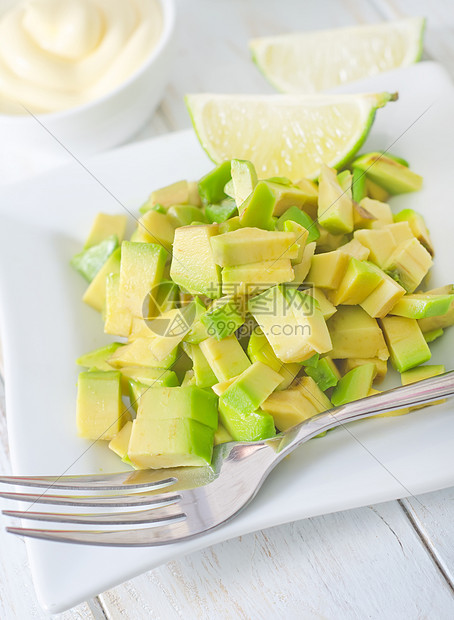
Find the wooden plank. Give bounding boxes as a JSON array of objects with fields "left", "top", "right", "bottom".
[{"left": 99, "top": 500, "right": 454, "bottom": 619}]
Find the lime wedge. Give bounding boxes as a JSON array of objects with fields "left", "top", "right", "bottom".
[
  {"left": 250, "top": 17, "right": 425, "bottom": 93},
  {"left": 185, "top": 92, "right": 395, "bottom": 181}
]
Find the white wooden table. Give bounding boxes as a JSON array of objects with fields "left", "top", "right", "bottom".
[{"left": 1, "top": 1, "right": 454, "bottom": 617}]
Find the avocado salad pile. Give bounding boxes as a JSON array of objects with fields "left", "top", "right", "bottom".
[{"left": 72, "top": 153, "right": 453, "bottom": 470}]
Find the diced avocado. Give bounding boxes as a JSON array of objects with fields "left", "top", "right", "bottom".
[
  {"left": 211, "top": 228, "right": 299, "bottom": 267},
  {"left": 128, "top": 418, "right": 214, "bottom": 469},
  {"left": 316, "top": 225, "right": 345, "bottom": 252},
  {"left": 134, "top": 306, "right": 194, "bottom": 362},
  {"left": 337, "top": 169, "right": 351, "bottom": 191},
  {"left": 379, "top": 316, "right": 431, "bottom": 372},
  {"left": 359, "top": 263, "right": 405, "bottom": 318},
  {"left": 305, "top": 356, "right": 340, "bottom": 391},
  {"left": 401, "top": 364, "right": 445, "bottom": 386},
  {"left": 189, "top": 344, "right": 218, "bottom": 388},
  {"left": 338, "top": 357, "right": 387, "bottom": 383},
  {"left": 211, "top": 376, "right": 237, "bottom": 396},
  {"left": 352, "top": 153, "right": 423, "bottom": 194},
  {"left": 354, "top": 228, "right": 396, "bottom": 268},
  {"left": 77, "top": 371, "right": 129, "bottom": 441},
  {"left": 306, "top": 288, "right": 336, "bottom": 320},
  {"left": 108, "top": 420, "right": 133, "bottom": 463},
  {"left": 136, "top": 385, "right": 218, "bottom": 430},
  {"left": 351, "top": 166, "right": 367, "bottom": 202},
  {"left": 292, "top": 241, "right": 316, "bottom": 284},
  {"left": 265, "top": 179, "right": 318, "bottom": 218},
  {"left": 84, "top": 213, "right": 128, "bottom": 249},
  {"left": 77, "top": 342, "right": 124, "bottom": 371},
  {"left": 205, "top": 200, "right": 238, "bottom": 224},
  {"left": 200, "top": 295, "right": 244, "bottom": 340},
  {"left": 385, "top": 222, "right": 414, "bottom": 245},
  {"left": 181, "top": 370, "right": 196, "bottom": 386},
  {"left": 419, "top": 285, "right": 454, "bottom": 332},
  {"left": 230, "top": 159, "right": 258, "bottom": 206},
  {"left": 248, "top": 286, "right": 332, "bottom": 363},
  {"left": 108, "top": 338, "right": 177, "bottom": 369},
  {"left": 282, "top": 221, "right": 308, "bottom": 263},
  {"left": 171, "top": 225, "right": 222, "bottom": 298},
  {"left": 214, "top": 423, "right": 233, "bottom": 445},
  {"left": 218, "top": 215, "right": 242, "bottom": 234},
  {"left": 262, "top": 376, "right": 331, "bottom": 432},
  {"left": 128, "top": 379, "right": 149, "bottom": 412},
  {"left": 338, "top": 239, "right": 370, "bottom": 261},
  {"left": 300, "top": 353, "right": 320, "bottom": 368},
  {"left": 277, "top": 206, "right": 319, "bottom": 243},
  {"left": 183, "top": 297, "right": 210, "bottom": 344},
  {"left": 120, "top": 366, "right": 178, "bottom": 395},
  {"left": 167, "top": 205, "right": 207, "bottom": 227},
  {"left": 328, "top": 306, "right": 389, "bottom": 360},
  {"left": 424, "top": 328, "right": 444, "bottom": 343},
  {"left": 365, "top": 178, "right": 390, "bottom": 202},
  {"left": 394, "top": 208, "right": 433, "bottom": 255},
  {"left": 134, "top": 210, "right": 175, "bottom": 249},
  {"left": 353, "top": 201, "right": 377, "bottom": 230},
  {"left": 329, "top": 258, "right": 382, "bottom": 306},
  {"left": 317, "top": 164, "right": 353, "bottom": 234},
  {"left": 222, "top": 259, "right": 294, "bottom": 294},
  {"left": 305, "top": 250, "right": 349, "bottom": 290},
  {"left": 360, "top": 197, "right": 393, "bottom": 226},
  {"left": 144, "top": 180, "right": 197, "bottom": 211},
  {"left": 389, "top": 294, "right": 454, "bottom": 319},
  {"left": 119, "top": 241, "right": 167, "bottom": 318},
  {"left": 247, "top": 328, "right": 300, "bottom": 390},
  {"left": 200, "top": 335, "right": 251, "bottom": 381},
  {"left": 83, "top": 247, "right": 121, "bottom": 312},
  {"left": 198, "top": 161, "right": 232, "bottom": 206},
  {"left": 218, "top": 402, "right": 276, "bottom": 442},
  {"left": 71, "top": 235, "right": 119, "bottom": 283},
  {"left": 104, "top": 273, "right": 132, "bottom": 337},
  {"left": 239, "top": 181, "right": 276, "bottom": 230},
  {"left": 220, "top": 361, "right": 283, "bottom": 416},
  {"left": 331, "top": 363, "right": 376, "bottom": 407},
  {"left": 384, "top": 238, "right": 432, "bottom": 293}
]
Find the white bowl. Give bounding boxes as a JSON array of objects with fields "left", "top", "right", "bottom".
[{"left": 0, "top": 0, "right": 176, "bottom": 159}]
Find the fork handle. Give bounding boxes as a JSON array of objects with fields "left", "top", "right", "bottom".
[{"left": 274, "top": 371, "right": 454, "bottom": 458}]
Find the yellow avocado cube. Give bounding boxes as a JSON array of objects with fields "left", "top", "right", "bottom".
[
  {"left": 385, "top": 221, "right": 415, "bottom": 245},
  {"left": 109, "top": 420, "right": 133, "bottom": 460},
  {"left": 85, "top": 213, "right": 128, "bottom": 248},
  {"left": 292, "top": 241, "right": 316, "bottom": 284},
  {"left": 317, "top": 164, "right": 353, "bottom": 234},
  {"left": 329, "top": 258, "right": 382, "bottom": 306},
  {"left": 360, "top": 197, "right": 393, "bottom": 226},
  {"left": 379, "top": 316, "right": 431, "bottom": 372},
  {"left": 305, "top": 250, "right": 349, "bottom": 290},
  {"left": 221, "top": 259, "right": 294, "bottom": 294},
  {"left": 134, "top": 210, "right": 176, "bottom": 250},
  {"left": 338, "top": 358, "right": 388, "bottom": 383},
  {"left": 104, "top": 273, "right": 132, "bottom": 338},
  {"left": 360, "top": 264, "right": 406, "bottom": 318},
  {"left": 384, "top": 238, "right": 433, "bottom": 293},
  {"left": 307, "top": 287, "right": 337, "bottom": 320},
  {"left": 354, "top": 228, "right": 397, "bottom": 268},
  {"left": 83, "top": 248, "right": 121, "bottom": 312},
  {"left": 338, "top": 239, "right": 370, "bottom": 261},
  {"left": 328, "top": 306, "right": 389, "bottom": 360}
]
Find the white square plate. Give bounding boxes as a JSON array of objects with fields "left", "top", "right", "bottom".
[{"left": 1, "top": 62, "right": 454, "bottom": 613}]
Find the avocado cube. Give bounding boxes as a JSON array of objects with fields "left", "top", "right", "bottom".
[
  {"left": 205, "top": 200, "right": 238, "bottom": 224},
  {"left": 199, "top": 335, "right": 250, "bottom": 381},
  {"left": 328, "top": 306, "right": 389, "bottom": 360},
  {"left": 77, "top": 371, "right": 129, "bottom": 441},
  {"left": 198, "top": 161, "right": 232, "bottom": 206},
  {"left": 171, "top": 225, "right": 222, "bottom": 298},
  {"left": 76, "top": 342, "right": 123, "bottom": 371},
  {"left": 83, "top": 247, "right": 121, "bottom": 312},
  {"left": 306, "top": 288, "right": 336, "bottom": 320},
  {"left": 317, "top": 164, "right": 353, "bottom": 234},
  {"left": 338, "top": 358, "right": 387, "bottom": 383},
  {"left": 200, "top": 295, "right": 245, "bottom": 340},
  {"left": 190, "top": 344, "right": 218, "bottom": 388},
  {"left": 418, "top": 285, "right": 454, "bottom": 332},
  {"left": 231, "top": 159, "right": 258, "bottom": 206},
  {"left": 385, "top": 222, "right": 415, "bottom": 245},
  {"left": 167, "top": 205, "right": 207, "bottom": 227},
  {"left": 337, "top": 239, "right": 370, "bottom": 261},
  {"left": 71, "top": 235, "right": 119, "bottom": 283},
  {"left": 394, "top": 208, "right": 433, "bottom": 255},
  {"left": 305, "top": 356, "right": 340, "bottom": 391},
  {"left": 281, "top": 221, "right": 309, "bottom": 263},
  {"left": 389, "top": 294, "right": 454, "bottom": 319},
  {"left": 316, "top": 225, "right": 346, "bottom": 252},
  {"left": 108, "top": 338, "right": 178, "bottom": 369},
  {"left": 264, "top": 179, "right": 318, "bottom": 218},
  {"left": 305, "top": 250, "right": 350, "bottom": 290},
  {"left": 360, "top": 197, "right": 393, "bottom": 227},
  {"left": 218, "top": 402, "right": 276, "bottom": 442},
  {"left": 423, "top": 328, "right": 444, "bottom": 343},
  {"left": 247, "top": 328, "right": 300, "bottom": 390},
  {"left": 134, "top": 210, "right": 175, "bottom": 249},
  {"left": 120, "top": 367, "right": 178, "bottom": 395},
  {"left": 384, "top": 238, "right": 433, "bottom": 293},
  {"left": 360, "top": 265, "right": 406, "bottom": 318},
  {"left": 330, "top": 258, "right": 382, "bottom": 306},
  {"left": 143, "top": 180, "right": 199, "bottom": 211},
  {"left": 331, "top": 363, "right": 376, "bottom": 407},
  {"left": 352, "top": 153, "right": 422, "bottom": 195},
  {"left": 104, "top": 273, "right": 132, "bottom": 337},
  {"left": 85, "top": 213, "right": 128, "bottom": 248},
  {"left": 292, "top": 241, "right": 316, "bottom": 284},
  {"left": 379, "top": 316, "right": 431, "bottom": 372},
  {"left": 211, "top": 228, "right": 299, "bottom": 267},
  {"left": 222, "top": 259, "right": 294, "bottom": 294},
  {"left": 214, "top": 423, "right": 233, "bottom": 445},
  {"left": 239, "top": 182, "right": 276, "bottom": 230},
  {"left": 128, "top": 418, "right": 214, "bottom": 469},
  {"left": 277, "top": 206, "right": 319, "bottom": 244},
  {"left": 351, "top": 166, "right": 367, "bottom": 203},
  {"left": 354, "top": 228, "right": 397, "bottom": 268},
  {"left": 219, "top": 361, "right": 283, "bottom": 416},
  {"left": 108, "top": 420, "right": 133, "bottom": 462},
  {"left": 139, "top": 306, "right": 195, "bottom": 361}
]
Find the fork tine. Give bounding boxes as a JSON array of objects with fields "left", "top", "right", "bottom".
[
  {"left": 0, "top": 490, "right": 181, "bottom": 508},
  {"left": 2, "top": 503, "right": 186, "bottom": 526},
  {"left": 0, "top": 471, "right": 177, "bottom": 491}
]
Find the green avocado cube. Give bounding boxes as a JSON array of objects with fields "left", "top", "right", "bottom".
[
  {"left": 277, "top": 206, "right": 320, "bottom": 243},
  {"left": 76, "top": 343, "right": 124, "bottom": 371},
  {"left": 218, "top": 403, "right": 276, "bottom": 442},
  {"left": 352, "top": 153, "right": 422, "bottom": 195},
  {"left": 183, "top": 297, "right": 210, "bottom": 344},
  {"left": 330, "top": 258, "right": 382, "bottom": 306},
  {"left": 205, "top": 199, "right": 238, "bottom": 224},
  {"left": 231, "top": 159, "right": 258, "bottom": 206},
  {"left": 351, "top": 166, "right": 367, "bottom": 202},
  {"left": 305, "top": 357, "right": 341, "bottom": 391},
  {"left": 393, "top": 208, "right": 433, "bottom": 255},
  {"left": 83, "top": 247, "right": 121, "bottom": 312},
  {"left": 128, "top": 418, "right": 214, "bottom": 469},
  {"left": 200, "top": 295, "right": 245, "bottom": 340},
  {"left": 77, "top": 371, "right": 129, "bottom": 441},
  {"left": 401, "top": 364, "right": 445, "bottom": 386},
  {"left": 71, "top": 235, "right": 119, "bottom": 283},
  {"left": 380, "top": 316, "right": 431, "bottom": 372},
  {"left": 389, "top": 294, "right": 454, "bottom": 319},
  {"left": 211, "top": 227, "right": 299, "bottom": 267},
  {"left": 190, "top": 344, "right": 218, "bottom": 388},
  {"left": 167, "top": 205, "right": 207, "bottom": 227},
  {"left": 423, "top": 328, "right": 444, "bottom": 343},
  {"left": 200, "top": 335, "right": 251, "bottom": 381},
  {"left": 317, "top": 164, "right": 353, "bottom": 234},
  {"left": 218, "top": 215, "right": 242, "bottom": 234},
  {"left": 120, "top": 367, "right": 178, "bottom": 396},
  {"left": 219, "top": 361, "right": 283, "bottom": 415},
  {"left": 331, "top": 363, "right": 376, "bottom": 407},
  {"left": 239, "top": 182, "right": 276, "bottom": 230},
  {"left": 170, "top": 225, "right": 222, "bottom": 298},
  {"left": 247, "top": 328, "right": 301, "bottom": 390},
  {"left": 198, "top": 161, "right": 232, "bottom": 206}
]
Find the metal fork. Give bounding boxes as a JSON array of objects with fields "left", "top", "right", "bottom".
[{"left": 1, "top": 371, "right": 453, "bottom": 547}]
